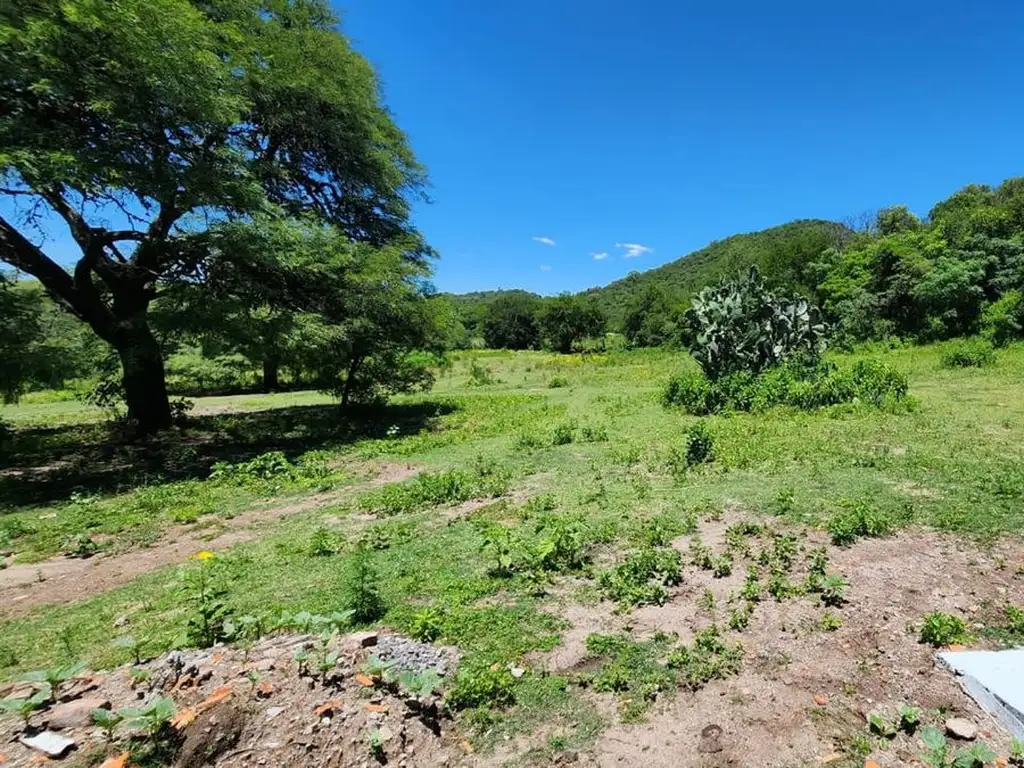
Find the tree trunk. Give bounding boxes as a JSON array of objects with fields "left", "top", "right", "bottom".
[
  {"left": 262, "top": 357, "right": 280, "bottom": 392},
  {"left": 340, "top": 357, "right": 362, "bottom": 409},
  {"left": 114, "top": 317, "right": 172, "bottom": 435}
]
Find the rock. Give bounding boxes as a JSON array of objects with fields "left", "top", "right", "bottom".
[
  {"left": 265, "top": 706, "right": 285, "bottom": 721},
  {"left": 47, "top": 697, "right": 110, "bottom": 730},
  {"left": 509, "top": 666, "right": 526, "bottom": 679},
  {"left": 250, "top": 658, "right": 275, "bottom": 672},
  {"left": 175, "top": 702, "right": 245, "bottom": 768},
  {"left": 697, "top": 724, "right": 723, "bottom": 754},
  {"left": 20, "top": 731, "right": 76, "bottom": 758},
  {"left": 351, "top": 631, "right": 379, "bottom": 648},
  {"left": 114, "top": 614, "right": 131, "bottom": 628},
  {"left": 945, "top": 717, "right": 977, "bottom": 740}
]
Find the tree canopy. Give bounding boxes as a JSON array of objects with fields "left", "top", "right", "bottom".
[{"left": 0, "top": 0, "right": 429, "bottom": 432}]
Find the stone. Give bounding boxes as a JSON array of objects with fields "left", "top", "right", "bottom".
[
  {"left": 945, "top": 717, "right": 978, "bottom": 741},
  {"left": 697, "top": 724, "right": 723, "bottom": 754},
  {"left": 351, "top": 631, "right": 379, "bottom": 648},
  {"left": 509, "top": 666, "right": 526, "bottom": 679},
  {"left": 251, "top": 658, "right": 275, "bottom": 672},
  {"left": 114, "top": 614, "right": 131, "bottom": 628},
  {"left": 20, "top": 731, "right": 76, "bottom": 758},
  {"left": 47, "top": 698, "right": 111, "bottom": 730},
  {"left": 265, "top": 706, "right": 285, "bottom": 721}
]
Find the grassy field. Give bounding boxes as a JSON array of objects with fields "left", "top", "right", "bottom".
[{"left": 2, "top": 342, "right": 1024, "bottom": 761}]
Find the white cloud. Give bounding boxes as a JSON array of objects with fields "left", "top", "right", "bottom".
[
  {"left": 532, "top": 236, "right": 556, "bottom": 246},
  {"left": 616, "top": 242, "right": 653, "bottom": 259},
  {"left": 591, "top": 251, "right": 609, "bottom": 261},
  {"left": 540, "top": 264, "right": 552, "bottom": 272}
]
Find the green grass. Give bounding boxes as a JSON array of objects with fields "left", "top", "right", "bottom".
[{"left": 3, "top": 343, "right": 1024, "bottom": 755}]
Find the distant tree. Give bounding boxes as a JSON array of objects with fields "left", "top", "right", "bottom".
[
  {"left": 539, "top": 294, "right": 606, "bottom": 354},
  {"left": 875, "top": 206, "right": 922, "bottom": 236},
  {"left": 622, "top": 286, "right": 681, "bottom": 348},
  {"left": 0, "top": 0, "right": 428, "bottom": 433},
  {"left": 482, "top": 293, "right": 541, "bottom": 349}
]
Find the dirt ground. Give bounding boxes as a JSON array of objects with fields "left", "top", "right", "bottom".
[
  {"left": 0, "top": 463, "right": 418, "bottom": 619},
  {"left": 530, "top": 513, "right": 1024, "bottom": 767}
]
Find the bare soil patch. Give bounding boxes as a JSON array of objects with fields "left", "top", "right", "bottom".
[
  {"left": 0, "top": 462, "right": 418, "bottom": 618},
  {"left": 534, "top": 512, "right": 1024, "bottom": 767}
]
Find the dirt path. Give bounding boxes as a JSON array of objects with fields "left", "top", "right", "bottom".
[{"left": 0, "top": 462, "right": 418, "bottom": 619}]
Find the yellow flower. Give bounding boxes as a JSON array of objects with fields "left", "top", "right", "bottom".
[{"left": 194, "top": 550, "right": 215, "bottom": 561}]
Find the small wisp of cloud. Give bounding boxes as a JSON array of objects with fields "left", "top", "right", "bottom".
[
  {"left": 540, "top": 264, "right": 552, "bottom": 272},
  {"left": 591, "top": 251, "right": 609, "bottom": 261},
  {"left": 616, "top": 242, "right": 652, "bottom": 258},
  {"left": 532, "top": 236, "right": 556, "bottom": 246}
]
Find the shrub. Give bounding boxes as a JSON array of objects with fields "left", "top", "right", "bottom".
[
  {"left": 940, "top": 339, "right": 997, "bottom": 368},
  {"left": 358, "top": 467, "right": 509, "bottom": 516},
  {"left": 828, "top": 500, "right": 898, "bottom": 546},
  {"left": 548, "top": 375, "right": 569, "bottom": 388},
  {"left": 446, "top": 662, "right": 516, "bottom": 710},
  {"left": 663, "top": 359, "right": 908, "bottom": 415},
  {"left": 665, "top": 625, "right": 744, "bottom": 689},
  {"left": 919, "top": 612, "right": 970, "bottom": 647},
  {"left": 684, "top": 422, "right": 714, "bottom": 466},
  {"left": 343, "top": 548, "right": 386, "bottom": 624},
  {"left": 981, "top": 290, "right": 1024, "bottom": 347},
  {"left": 551, "top": 422, "right": 575, "bottom": 446}
]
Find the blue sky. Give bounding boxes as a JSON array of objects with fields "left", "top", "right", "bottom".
[
  {"left": 7, "top": 2, "right": 1024, "bottom": 296},
  {"left": 337, "top": 0, "right": 1024, "bottom": 294}
]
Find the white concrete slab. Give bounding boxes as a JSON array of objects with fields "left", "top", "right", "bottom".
[{"left": 938, "top": 649, "right": 1024, "bottom": 742}]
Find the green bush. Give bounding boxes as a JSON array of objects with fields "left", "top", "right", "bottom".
[
  {"left": 663, "top": 359, "right": 908, "bottom": 414},
  {"left": 828, "top": 500, "right": 898, "bottom": 546},
  {"left": 684, "top": 422, "right": 714, "bottom": 466},
  {"left": 358, "top": 467, "right": 509, "bottom": 516},
  {"left": 548, "top": 375, "right": 569, "bottom": 388},
  {"left": 981, "top": 290, "right": 1024, "bottom": 347},
  {"left": 598, "top": 547, "right": 683, "bottom": 609},
  {"left": 919, "top": 612, "right": 970, "bottom": 647},
  {"left": 939, "top": 339, "right": 997, "bottom": 368}
]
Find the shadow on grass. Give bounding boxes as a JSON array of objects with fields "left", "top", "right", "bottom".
[{"left": 0, "top": 400, "right": 456, "bottom": 510}]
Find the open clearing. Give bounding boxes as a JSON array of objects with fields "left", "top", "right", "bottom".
[{"left": 3, "top": 345, "right": 1024, "bottom": 767}]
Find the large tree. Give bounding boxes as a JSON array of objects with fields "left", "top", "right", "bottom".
[{"left": 0, "top": 0, "right": 427, "bottom": 433}]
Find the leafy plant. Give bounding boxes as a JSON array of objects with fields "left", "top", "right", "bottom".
[
  {"left": 828, "top": 500, "right": 897, "bottom": 546},
  {"left": 59, "top": 533, "right": 99, "bottom": 558},
  {"left": 729, "top": 604, "right": 752, "bottom": 631},
  {"left": 92, "top": 707, "right": 125, "bottom": 740},
  {"left": 309, "top": 526, "right": 337, "bottom": 556},
  {"left": 181, "top": 551, "right": 231, "bottom": 647},
  {"left": 0, "top": 684, "right": 51, "bottom": 726},
  {"left": 920, "top": 612, "right": 970, "bottom": 647},
  {"left": 551, "top": 422, "right": 575, "bottom": 446},
  {"left": 445, "top": 662, "right": 516, "bottom": 710},
  {"left": 689, "top": 537, "right": 715, "bottom": 570},
  {"left": 698, "top": 589, "right": 716, "bottom": 612},
  {"left": 712, "top": 554, "right": 733, "bottom": 578},
  {"left": 868, "top": 711, "right": 897, "bottom": 738},
  {"left": 684, "top": 422, "right": 715, "bottom": 466},
  {"left": 598, "top": 547, "right": 683, "bottom": 609},
  {"left": 409, "top": 606, "right": 444, "bottom": 642},
  {"left": 22, "top": 660, "right": 87, "bottom": 700},
  {"left": 343, "top": 547, "right": 386, "bottom": 624},
  {"left": 819, "top": 574, "right": 848, "bottom": 607},
  {"left": 940, "top": 339, "right": 997, "bottom": 369},
  {"left": 666, "top": 625, "right": 744, "bottom": 690},
  {"left": 899, "top": 704, "right": 921, "bottom": 734},
  {"left": 820, "top": 612, "right": 843, "bottom": 631},
  {"left": 583, "top": 633, "right": 676, "bottom": 722},
  {"left": 548, "top": 375, "right": 569, "bottom": 388},
  {"left": 118, "top": 696, "right": 176, "bottom": 737}
]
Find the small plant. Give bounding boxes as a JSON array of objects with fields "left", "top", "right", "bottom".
[
  {"left": 739, "top": 565, "right": 762, "bottom": 603},
  {"left": 684, "top": 422, "right": 715, "bottom": 466},
  {"left": 828, "top": 500, "right": 896, "bottom": 546},
  {"left": 118, "top": 696, "right": 176, "bottom": 738},
  {"left": 583, "top": 633, "right": 676, "bottom": 721},
  {"left": 698, "top": 589, "right": 716, "bottom": 612},
  {"left": 953, "top": 743, "right": 997, "bottom": 768},
  {"left": 551, "top": 422, "right": 575, "bottom": 446},
  {"left": 308, "top": 526, "right": 337, "bottom": 556},
  {"left": 820, "top": 612, "right": 843, "bottom": 631},
  {"left": 445, "top": 662, "right": 516, "bottom": 710},
  {"left": 868, "top": 711, "right": 897, "bottom": 738},
  {"left": 712, "top": 554, "right": 733, "bottom": 578},
  {"left": 548, "top": 375, "right": 569, "bottom": 388},
  {"left": 60, "top": 533, "right": 99, "bottom": 558},
  {"left": 598, "top": 547, "right": 683, "bottom": 609},
  {"left": 343, "top": 547, "right": 386, "bottom": 624},
  {"left": 22, "top": 660, "right": 87, "bottom": 700},
  {"left": 92, "top": 707, "right": 125, "bottom": 740},
  {"left": 479, "top": 523, "right": 518, "bottom": 577},
  {"left": 409, "top": 606, "right": 444, "bottom": 642},
  {"left": 689, "top": 537, "right": 715, "bottom": 570},
  {"left": 918, "top": 728, "right": 996, "bottom": 768},
  {"left": 920, "top": 612, "right": 970, "bottom": 647},
  {"left": 181, "top": 551, "right": 230, "bottom": 647},
  {"left": 580, "top": 424, "right": 609, "bottom": 442},
  {"left": 368, "top": 728, "right": 386, "bottom": 760},
  {"left": 729, "top": 604, "right": 752, "bottom": 631},
  {"left": 114, "top": 635, "right": 147, "bottom": 665},
  {"left": 0, "top": 684, "right": 51, "bottom": 726},
  {"left": 467, "top": 359, "right": 497, "bottom": 386},
  {"left": 666, "top": 625, "right": 744, "bottom": 690},
  {"left": 1009, "top": 737, "right": 1024, "bottom": 766},
  {"left": 767, "top": 566, "right": 797, "bottom": 602},
  {"left": 899, "top": 704, "right": 921, "bottom": 734},
  {"left": 819, "top": 574, "right": 848, "bottom": 607}
]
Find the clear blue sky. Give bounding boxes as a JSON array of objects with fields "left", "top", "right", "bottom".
[
  {"left": 337, "top": 0, "right": 1024, "bottom": 294},
  {"left": 7, "top": 2, "right": 1023, "bottom": 297}
]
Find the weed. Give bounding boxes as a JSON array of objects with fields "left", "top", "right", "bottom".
[
  {"left": 360, "top": 520, "right": 417, "bottom": 551},
  {"left": 0, "top": 684, "right": 51, "bottom": 726},
  {"left": 59, "top": 533, "right": 99, "bottom": 558},
  {"left": 468, "top": 359, "right": 497, "bottom": 386},
  {"left": 698, "top": 589, "right": 716, "bottom": 612},
  {"left": 548, "top": 376, "right": 569, "bottom": 388},
  {"left": 368, "top": 728, "right": 386, "bottom": 760},
  {"left": 666, "top": 625, "right": 744, "bottom": 690},
  {"left": 22, "top": 660, "right": 86, "bottom": 700},
  {"left": 729, "top": 604, "right": 752, "bottom": 631},
  {"left": 820, "top": 612, "right": 843, "bottom": 631},
  {"left": 551, "top": 422, "right": 575, "bottom": 446},
  {"left": 899, "top": 704, "right": 921, "bottom": 734},
  {"left": 409, "top": 606, "right": 444, "bottom": 642},
  {"left": 868, "top": 711, "right": 897, "bottom": 738},
  {"left": 819, "top": 574, "right": 848, "bottom": 607},
  {"left": 118, "top": 695, "right": 177, "bottom": 738},
  {"left": 919, "top": 726, "right": 996, "bottom": 768},
  {"left": 598, "top": 547, "right": 683, "bottom": 609},
  {"left": 91, "top": 707, "right": 125, "bottom": 740},
  {"left": 114, "top": 635, "right": 147, "bottom": 665},
  {"left": 343, "top": 548, "right": 386, "bottom": 624},
  {"left": 940, "top": 339, "right": 997, "bottom": 369},
  {"left": 359, "top": 468, "right": 509, "bottom": 517},
  {"left": 767, "top": 566, "right": 798, "bottom": 602},
  {"left": 685, "top": 422, "right": 715, "bottom": 466},
  {"left": 446, "top": 662, "right": 516, "bottom": 710},
  {"left": 1010, "top": 738, "right": 1024, "bottom": 766},
  {"left": 181, "top": 551, "right": 231, "bottom": 648},
  {"left": 639, "top": 513, "right": 686, "bottom": 547},
  {"left": 828, "top": 500, "right": 896, "bottom": 546},
  {"left": 309, "top": 525, "right": 337, "bottom": 556},
  {"left": 689, "top": 537, "right": 715, "bottom": 570},
  {"left": 739, "top": 565, "right": 762, "bottom": 603},
  {"left": 584, "top": 633, "right": 675, "bottom": 721},
  {"left": 920, "top": 612, "right": 970, "bottom": 647},
  {"left": 712, "top": 554, "right": 733, "bottom": 578},
  {"left": 580, "top": 424, "right": 609, "bottom": 442}
]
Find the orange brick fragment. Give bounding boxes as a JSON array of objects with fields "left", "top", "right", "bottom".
[
  {"left": 256, "top": 681, "right": 274, "bottom": 698},
  {"left": 813, "top": 694, "right": 828, "bottom": 706},
  {"left": 459, "top": 740, "right": 474, "bottom": 755},
  {"left": 864, "top": 761, "right": 881, "bottom": 768},
  {"left": 314, "top": 699, "right": 344, "bottom": 717},
  {"left": 355, "top": 673, "right": 374, "bottom": 687},
  {"left": 171, "top": 707, "right": 198, "bottom": 730},
  {"left": 99, "top": 754, "right": 130, "bottom": 768},
  {"left": 366, "top": 703, "right": 388, "bottom": 713}
]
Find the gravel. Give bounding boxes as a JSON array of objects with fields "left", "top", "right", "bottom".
[{"left": 373, "top": 634, "right": 459, "bottom": 677}]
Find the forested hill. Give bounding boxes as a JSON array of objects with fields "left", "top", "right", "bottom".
[
  {"left": 445, "top": 219, "right": 850, "bottom": 328},
  {"left": 582, "top": 219, "right": 850, "bottom": 324}
]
